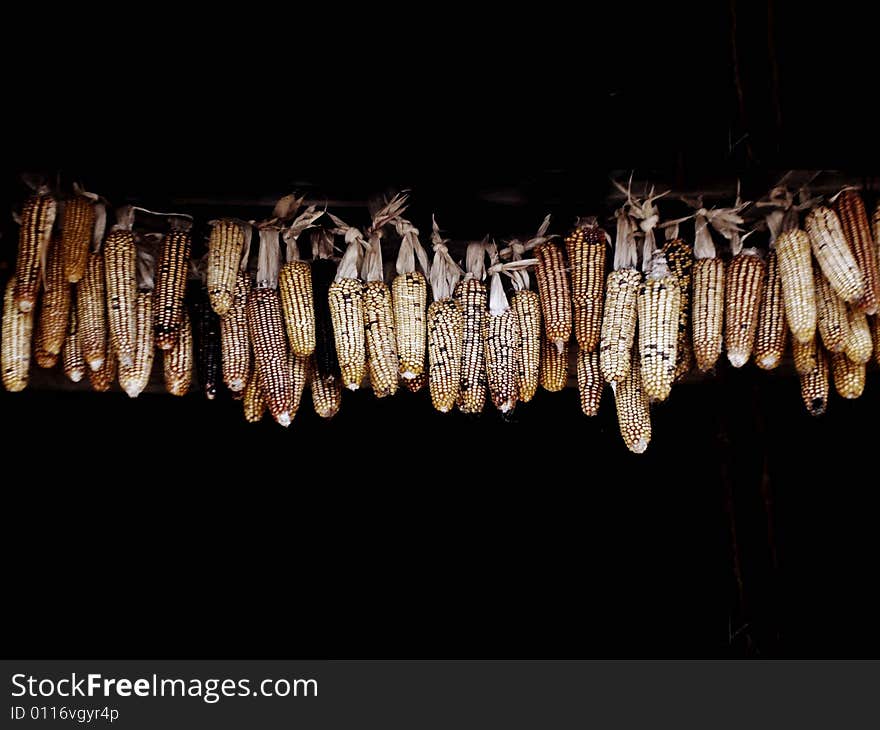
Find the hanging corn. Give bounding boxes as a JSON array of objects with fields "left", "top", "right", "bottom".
[
  {"left": 62, "top": 301, "right": 85, "bottom": 383},
  {"left": 14, "top": 185, "right": 57, "bottom": 312},
  {"left": 532, "top": 215, "right": 570, "bottom": 351},
  {"left": 207, "top": 218, "right": 251, "bottom": 317},
  {"left": 119, "top": 244, "right": 156, "bottom": 398},
  {"left": 77, "top": 235, "right": 108, "bottom": 372},
  {"left": 310, "top": 355, "right": 343, "bottom": 419},
  {"left": 659, "top": 217, "right": 695, "bottom": 380},
  {"left": 638, "top": 250, "right": 681, "bottom": 401},
  {"left": 843, "top": 307, "right": 873, "bottom": 365},
  {"left": 723, "top": 225, "right": 765, "bottom": 369},
  {"left": 814, "top": 266, "right": 850, "bottom": 353},
  {"left": 483, "top": 244, "right": 525, "bottom": 413},
  {"left": 805, "top": 204, "right": 865, "bottom": 305},
  {"left": 566, "top": 216, "right": 608, "bottom": 352},
  {"left": 103, "top": 205, "right": 138, "bottom": 368},
  {"left": 831, "top": 352, "right": 865, "bottom": 400},
  {"left": 62, "top": 184, "right": 104, "bottom": 283},
  {"left": 2, "top": 277, "right": 34, "bottom": 391},
  {"left": 576, "top": 348, "right": 603, "bottom": 416},
  {"left": 612, "top": 350, "right": 651, "bottom": 454},
  {"left": 221, "top": 270, "right": 253, "bottom": 393},
  {"left": 154, "top": 215, "right": 193, "bottom": 350},
  {"left": 279, "top": 206, "right": 323, "bottom": 357},
  {"left": 361, "top": 222, "right": 399, "bottom": 398},
  {"left": 34, "top": 232, "right": 71, "bottom": 359},
  {"left": 540, "top": 335, "right": 568, "bottom": 392},
  {"left": 754, "top": 245, "right": 786, "bottom": 370},
  {"left": 833, "top": 189, "right": 880, "bottom": 315},
  {"left": 455, "top": 240, "right": 489, "bottom": 414},
  {"left": 799, "top": 345, "right": 829, "bottom": 416},
  {"left": 163, "top": 310, "right": 193, "bottom": 397},
  {"left": 393, "top": 211, "right": 431, "bottom": 381}
]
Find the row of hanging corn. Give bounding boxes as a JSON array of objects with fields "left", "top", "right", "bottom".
[{"left": 3, "top": 184, "right": 879, "bottom": 453}]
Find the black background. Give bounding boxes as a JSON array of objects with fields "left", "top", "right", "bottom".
[{"left": 3, "top": 1, "right": 880, "bottom": 658}]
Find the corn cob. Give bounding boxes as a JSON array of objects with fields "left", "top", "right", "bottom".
[
  {"left": 775, "top": 229, "right": 817, "bottom": 344},
  {"left": 792, "top": 336, "right": 819, "bottom": 375},
  {"left": 814, "top": 267, "right": 850, "bottom": 353},
  {"left": 834, "top": 189, "right": 879, "bottom": 315},
  {"left": 88, "top": 347, "right": 117, "bottom": 392},
  {"left": 661, "top": 236, "right": 694, "bottom": 379},
  {"left": 34, "top": 345, "right": 57, "bottom": 369},
  {"left": 62, "top": 194, "right": 97, "bottom": 283},
  {"left": 799, "top": 346, "right": 829, "bottom": 416},
  {"left": 455, "top": 274, "right": 488, "bottom": 414},
  {"left": 752, "top": 249, "right": 785, "bottom": 370},
  {"left": 392, "top": 272, "right": 426, "bottom": 378},
  {"left": 77, "top": 251, "right": 107, "bottom": 371},
  {"left": 363, "top": 280, "right": 399, "bottom": 398},
  {"left": 34, "top": 233, "right": 71, "bottom": 357},
  {"left": 512, "top": 289, "right": 541, "bottom": 402},
  {"left": 62, "top": 302, "right": 85, "bottom": 383},
  {"left": 248, "top": 288, "right": 293, "bottom": 425},
  {"left": 612, "top": 353, "right": 651, "bottom": 454},
  {"left": 163, "top": 311, "right": 193, "bottom": 396},
  {"left": 14, "top": 191, "right": 57, "bottom": 312},
  {"left": 207, "top": 218, "right": 248, "bottom": 317},
  {"left": 104, "top": 227, "right": 137, "bottom": 367},
  {"left": 426, "top": 298, "right": 463, "bottom": 412},
  {"left": 279, "top": 260, "right": 315, "bottom": 356},
  {"left": 831, "top": 352, "right": 865, "bottom": 399},
  {"left": 192, "top": 285, "right": 223, "bottom": 399},
  {"left": 4, "top": 277, "right": 35, "bottom": 387},
  {"left": 220, "top": 272, "right": 252, "bottom": 392},
  {"left": 154, "top": 219, "right": 192, "bottom": 350},
  {"left": 565, "top": 218, "right": 606, "bottom": 351},
  {"left": 637, "top": 252, "right": 681, "bottom": 399},
  {"left": 805, "top": 205, "right": 865, "bottom": 304},
  {"left": 403, "top": 368, "right": 427, "bottom": 393},
  {"left": 534, "top": 239, "right": 571, "bottom": 351},
  {"left": 600, "top": 268, "right": 641, "bottom": 382},
  {"left": 243, "top": 368, "right": 266, "bottom": 423},
  {"left": 692, "top": 258, "right": 725, "bottom": 371},
  {"left": 311, "top": 359, "right": 343, "bottom": 418},
  {"left": 329, "top": 277, "right": 366, "bottom": 390},
  {"left": 844, "top": 308, "right": 872, "bottom": 364},
  {"left": 540, "top": 335, "right": 568, "bottom": 392},
  {"left": 290, "top": 353, "right": 308, "bottom": 416},
  {"left": 483, "top": 309, "right": 520, "bottom": 412},
  {"left": 576, "top": 347, "right": 603, "bottom": 416},
  {"left": 119, "top": 291, "right": 154, "bottom": 398},
  {"left": 724, "top": 249, "right": 765, "bottom": 368}
]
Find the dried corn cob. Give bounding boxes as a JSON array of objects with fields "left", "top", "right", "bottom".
[
  {"left": 220, "top": 272, "right": 252, "bottom": 392},
  {"left": 103, "top": 207, "right": 138, "bottom": 367},
  {"left": 14, "top": 190, "right": 57, "bottom": 312},
  {"left": 831, "top": 352, "right": 865, "bottom": 399},
  {"left": 361, "top": 228, "right": 398, "bottom": 398},
  {"left": 792, "top": 336, "right": 819, "bottom": 375},
  {"left": 600, "top": 209, "right": 640, "bottom": 383},
  {"left": 799, "top": 346, "right": 829, "bottom": 416},
  {"left": 154, "top": 217, "right": 193, "bottom": 350},
  {"left": 34, "top": 345, "right": 58, "bottom": 369},
  {"left": 540, "top": 335, "right": 568, "bottom": 392},
  {"left": 612, "top": 353, "right": 651, "bottom": 454},
  {"left": 290, "top": 353, "right": 308, "bottom": 416},
  {"left": 483, "top": 248, "right": 522, "bottom": 413},
  {"left": 456, "top": 242, "right": 489, "bottom": 414},
  {"left": 844, "top": 308, "right": 872, "bottom": 364},
  {"left": 62, "top": 303, "right": 85, "bottom": 383},
  {"left": 637, "top": 251, "right": 681, "bottom": 400},
  {"left": 814, "top": 267, "right": 850, "bottom": 353},
  {"left": 754, "top": 249, "right": 787, "bottom": 371},
  {"left": 565, "top": 217, "right": 607, "bottom": 352},
  {"left": 311, "top": 358, "right": 343, "bottom": 418},
  {"left": 77, "top": 251, "right": 107, "bottom": 371},
  {"left": 62, "top": 190, "right": 99, "bottom": 283},
  {"left": 402, "top": 368, "right": 427, "bottom": 393},
  {"left": 534, "top": 235, "right": 571, "bottom": 351},
  {"left": 661, "top": 232, "right": 694, "bottom": 379},
  {"left": 119, "top": 291, "right": 154, "bottom": 398},
  {"left": 576, "top": 347, "right": 603, "bottom": 416},
  {"left": 393, "top": 217, "right": 429, "bottom": 379},
  {"left": 2, "top": 278, "right": 33, "bottom": 391},
  {"left": 724, "top": 248, "right": 765, "bottom": 368},
  {"left": 34, "top": 233, "right": 71, "bottom": 357},
  {"left": 207, "top": 218, "right": 249, "bottom": 316},
  {"left": 775, "top": 229, "right": 817, "bottom": 344},
  {"left": 243, "top": 369, "right": 266, "bottom": 423},
  {"left": 805, "top": 205, "right": 865, "bottom": 304},
  {"left": 279, "top": 206, "right": 322, "bottom": 356},
  {"left": 692, "top": 258, "right": 725, "bottom": 371},
  {"left": 88, "top": 347, "right": 117, "bottom": 392},
  {"left": 512, "top": 289, "right": 541, "bottom": 402},
  {"left": 834, "top": 189, "right": 879, "bottom": 315},
  {"left": 164, "top": 311, "right": 193, "bottom": 396},
  {"left": 327, "top": 218, "right": 367, "bottom": 390}
]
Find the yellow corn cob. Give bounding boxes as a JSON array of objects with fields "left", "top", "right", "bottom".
[
  {"left": 834, "top": 190, "right": 880, "bottom": 315},
  {"left": 754, "top": 250, "right": 786, "bottom": 370},
  {"left": 692, "top": 258, "right": 725, "bottom": 371},
  {"left": 14, "top": 192, "right": 57, "bottom": 312},
  {"left": 311, "top": 359, "right": 343, "bottom": 418},
  {"left": 2, "top": 278, "right": 33, "bottom": 391},
  {"left": 831, "top": 352, "right": 865, "bottom": 399},
  {"left": 661, "top": 237, "right": 694, "bottom": 380},
  {"left": 62, "top": 302, "right": 85, "bottom": 383},
  {"left": 363, "top": 281, "right": 399, "bottom": 398},
  {"left": 775, "top": 229, "right": 817, "bottom": 344},
  {"left": 290, "top": 353, "right": 309, "bottom": 417},
  {"left": 328, "top": 277, "right": 366, "bottom": 390},
  {"left": 77, "top": 252, "right": 107, "bottom": 371},
  {"left": 565, "top": 219, "right": 606, "bottom": 351},
  {"left": 792, "top": 336, "right": 819, "bottom": 375},
  {"left": 613, "top": 353, "right": 651, "bottom": 454},
  {"left": 154, "top": 229, "right": 192, "bottom": 350},
  {"left": 243, "top": 368, "right": 266, "bottom": 423},
  {"left": 724, "top": 249, "right": 765, "bottom": 368},
  {"left": 392, "top": 271, "right": 427, "bottom": 378},
  {"left": 599, "top": 268, "right": 641, "bottom": 383},
  {"left": 576, "top": 347, "right": 603, "bottom": 416},
  {"left": 88, "top": 347, "right": 117, "bottom": 392},
  {"left": 103, "top": 229, "right": 137, "bottom": 367},
  {"left": 455, "top": 278, "right": 487, "bottom": 414},
  {"left": 119, "top": 291, "right": 154, "bottom": 398},
  {"left": 805, "top": 205, "right": 865, "bottom": 304},
  {"left": 221, "top": 272, "right": 252, "bottom": 392},
  {"left": 35, "top": 233, "right": 71, "bottom": 357},
  {"left": 279, "top": 260, "right": 315, "bottom": 356},
  {"left": 843, "top": 308, "right": 872, "bottom": 364},
  {"left": 637, "top": 253, "right": 681, "bottom": 399},
  {"left": 247, "top": 287, "right": 293, "bottom": 425},
  {"left": 799, "top": 346, "right": 829, "bottom": 416},
  {"left": 483, "top": 309, "right": 520, "bottom": 412},
  {"left": 402, "top": 368, "right": 427, "bottom": 393},
  {"left": 540, "top": 335, "right": 569, "bottom": 392},
  {"left": 427, "top": 298, "right": 463, "bottom": 412},
  {"left": 163, "top": 311, "right": 193, "bottom": 396},
  {"left": 814, "top": 267, "right": 850, "bottom": 353},
  {"left": 534, "top": 241, "right": 571, "bottom": 351},
  {"left": 512, "top": 289, "right": 541, "bottom": 402},
  {"left": 62, "top": 195, "right": 96, "bottom": 283},
  {"left": 207, "top": 219, "right": 246, "bottom": 317}
]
